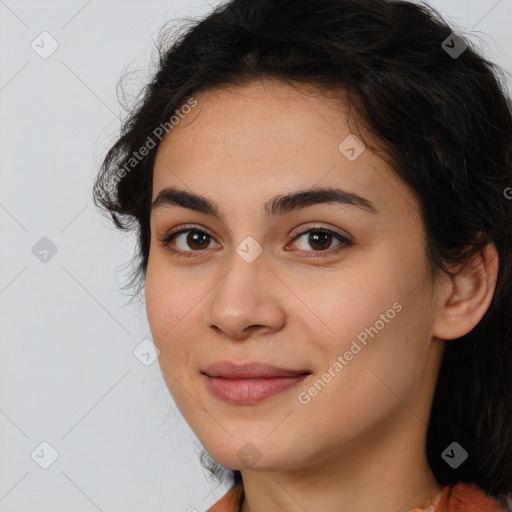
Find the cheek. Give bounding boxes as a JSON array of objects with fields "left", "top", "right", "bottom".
[
  {"left": 144, "top": 256, "right": 212, "bottom": 397},
  {"left": 293, "top": 310, "right": 427, "bottom": 449},
  {"left": 298, "top": 252, "right": 433, "bottom": 406},
  {"left": 145, "top": 251, "right": 192, "bottom": 336},
  {"left": 301, "top": 263, "right": 402, "bottom": 348},
  {"left": 145, "top": 274, "right": 196, "bottom": 410},
  {"left": 145, "top": 260, "right": 190, "bottom": 369}
]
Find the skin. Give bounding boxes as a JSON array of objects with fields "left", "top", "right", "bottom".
[{"left": 145, "top": 77, "right": 499, "bottom": 512}]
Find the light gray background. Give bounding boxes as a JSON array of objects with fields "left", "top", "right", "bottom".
[{"left": 1, "top": 1, "right": 511, "bottom": 511}]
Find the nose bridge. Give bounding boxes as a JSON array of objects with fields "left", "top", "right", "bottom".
[
  {"left": 205, "top": 243, "right": 285, "bottom": 336},
  {"left": 214, "top": 244, "right": 268, "bottom": 309}
]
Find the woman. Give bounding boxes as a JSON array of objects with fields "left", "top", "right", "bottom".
[{"left": 93, "top": 0, "right": 512, "bottom": 510}]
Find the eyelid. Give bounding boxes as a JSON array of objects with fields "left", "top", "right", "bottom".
[
  {"left": 163, "top": 223, "right": 215, "bottom": 239},
  {"left": 161, "top": 222, "right": 350, "bottom": 241},
  {"left": 157, "top": 223, "right": 220, "bottom": 255},
  {"left": 287, "top": 223, "right": 352, "bottom": 258},
  {"left": 158, "top": 222, "right": 352, "bottom": 257},
  {"left": 288, "top": 222, "right": 351, "bottom": 240}
]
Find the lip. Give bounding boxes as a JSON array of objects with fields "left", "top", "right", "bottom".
[
  {"left": 202, "top": 361, "right": 311, "bottom": 404},
  {"left": 202, "top": 361, "right": 310, "bottom": 379}
]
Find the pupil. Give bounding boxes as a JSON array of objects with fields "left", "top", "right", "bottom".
[
  {"left": 188, "top": 232, "right": 209, "bottom": 249},
  {"left": 310, "top": 232, "right": 331, "bottom": 250}
]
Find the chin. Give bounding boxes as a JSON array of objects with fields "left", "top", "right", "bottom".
[{"left": 200, "top": 434, "right": 300, "bottom": 473}]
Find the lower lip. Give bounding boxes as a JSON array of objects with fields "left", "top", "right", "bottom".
[{"left": 203, "top": 374, "right": 310, "bottom": 404}]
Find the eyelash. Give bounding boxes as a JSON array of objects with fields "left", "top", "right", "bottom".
[{"left": 157, "top": 223, "right": 352, "bottom": 259}]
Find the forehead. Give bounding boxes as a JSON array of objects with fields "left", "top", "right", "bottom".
[
  {"left": 152, "top": 78, "right": 418, "bottom": 223},
  {"left": 155, "top": 78, "right": 356, "bottom": 172}
]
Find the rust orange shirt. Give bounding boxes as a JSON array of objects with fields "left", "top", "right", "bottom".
[{"left": 206, "top": 481, "right": 507, "bottom": 512}]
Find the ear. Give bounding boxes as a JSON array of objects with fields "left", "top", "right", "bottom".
[{"left": 433, "top": 242, "right": 499, "bottom": 340}]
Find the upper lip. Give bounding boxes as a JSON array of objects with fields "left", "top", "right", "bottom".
[{"left": 202, "top": 361, "right": 311, "bottom": 379}]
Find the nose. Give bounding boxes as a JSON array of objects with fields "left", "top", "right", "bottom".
[{"left": 204, "top": 250, "right": 287, "bottom": 340}]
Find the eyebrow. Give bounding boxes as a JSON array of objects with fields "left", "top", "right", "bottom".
[{"left": 150, "top": 186, "right": 379, "bottom": 219}]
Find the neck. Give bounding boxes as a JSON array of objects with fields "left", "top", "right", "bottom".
[{"left": 239, "top": 414, "right": 443, "bottom": 512}]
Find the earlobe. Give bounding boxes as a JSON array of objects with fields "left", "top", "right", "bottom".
[{"left": 433, "top": 242, "right": 499, "bottom": 341}]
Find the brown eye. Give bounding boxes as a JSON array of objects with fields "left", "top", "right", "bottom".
[
  {"left": 290, "top": 227, "right": 351, "bottom": 256},
  {"left": 158, "top": 223, "right": 352, "bottom": 259},
  {"left": 158, "top": 225, "right": 220, "bottom": 257},
  {"left": 183, "top": 231, "right": 210, "bottom": 250},
  {"left": 305, "top": 231, "right": 333, "bottom": 251}
]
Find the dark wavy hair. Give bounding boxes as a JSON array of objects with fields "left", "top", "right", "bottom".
[{"left": 93, "top": 0, "right": 512, "bottom": 506}]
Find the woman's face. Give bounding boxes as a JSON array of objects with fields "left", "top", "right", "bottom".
[{"left": 145, "top": 78, "right": 448, "bottom": 472}]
